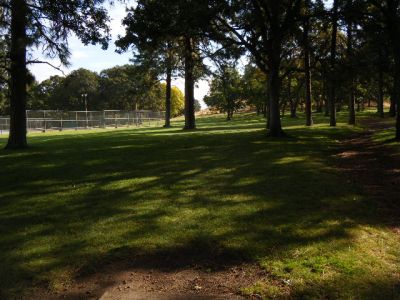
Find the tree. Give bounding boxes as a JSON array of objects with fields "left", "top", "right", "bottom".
[
  {"left": 345, "top": 0, "right": 356, "bottom": 125},
  {"left": 216, "top": 0, "right": 303, "bottom": 137},
  {"left": 27, "top": 75, "right": 63, "bottom": 110},
  {"left": 328, "top": 0, "right": 340, "bottom": 127},
  {"left": 160, "top": 84, "right": 185, "bottom": 117},
  {"left": 368, "top": 0, "right": 400, "bottom": 139},
  {"left": 99, "top": 65, "right": 160, "bottom": 110},
  {"left": 53, "top": 69, "right": 100, "bottom": 111},
  {"left": 241, "top": 64, "right": 268, "bottom": 116},
  {"left": 302, "top": 0, "right": 313, "bottom": 126},
  {"left": 1, "top": 0, "right": 110, "bottom": 149},
  {"left": 204, "top": 66, "right": 243, "bottom": 120},
  {"left": 117, "top": 0, "right": 218, "bottom": 130}
]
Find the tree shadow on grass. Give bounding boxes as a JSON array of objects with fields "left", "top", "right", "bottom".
[{"left": 0, "top": 114, "right": 398, "bottom": 298}]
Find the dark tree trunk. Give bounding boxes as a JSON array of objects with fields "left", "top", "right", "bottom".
[
  {"left": 263, "top": 100, "right": 268, "bottom": 119},
  {"left": 164, "top": 48, "right": 172, "bottom": 128},
  {"left": 268, "top": 61, "right": 284, "bottom": 137},
  {"left": 328, "top": 0, "right": 339, "bottom": 127},
  {"left": 390, "top": 92, "right": 396, "bottom": 117},
  {"left": 386, "top": 0, "right": 400, "bottom": 138},
  {"left": 392, "top": 42, "right": 400, "bottom": 140},
  {"left": 304, "top": 1, "right": 313, "bottom": 126},
  {"left": 394, "top": 61, "right": 400, "bottom": 140},
  {"left": 347, "top": 20, "right": 356, "bottom": 125},
  {"left": 284, "top": 74, "right": 291, "bottom": 118},
  {"left": 290, "top": 96, "right": 299, "bottom": 118},
  {"left": 6, "top": 0, "right": 28, "bottom": 149},
  {"left": 319, "top": 96, "right": 324, "bottom": 113},
  {"left": 183, "top": 36, "right": 195, "bottom": 130},
  {"left": 323, "top": 78, "right": 329, "bottom": 116},
  {"left": 227, "top": 109, "right": 233, "bottom": 121},
  {"left": 377, "top": 51, "right": 385, "bottom": 118}
]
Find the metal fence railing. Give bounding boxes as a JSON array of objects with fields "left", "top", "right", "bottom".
[{"left": 0, "top": 110, "right": 165, "bottom": 134}]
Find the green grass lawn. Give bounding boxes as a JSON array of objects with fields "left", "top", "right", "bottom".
[{"left": 0, "top": 112, "right": 399, "bottom": 299}]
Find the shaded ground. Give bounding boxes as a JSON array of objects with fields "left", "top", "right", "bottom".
[
  {"left": 35, "top": 245, "right": 267, "bottom": 299},
  {"left": 40, "top": 264, "right": 263, "bottom": 300},
  {"left": 334, "top": 117, "right": 400, "bottom": 225},
  {"left": 1, "top": 113, "right": 400, "bottom": 299}
]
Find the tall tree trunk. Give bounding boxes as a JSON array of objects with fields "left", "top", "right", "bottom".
[
  {"left": 390, "top": 92, "right": 396, "bottom": 117},
  {"left": 323, "top": 78, "right": 329, "bottom": 116},
  {"left": 386, "top": 0, "right": 400, "bottom": 139},
  {"left": 290, "top": 96, "right": 299, "bottom": 118},
  {"left": 164, "top": 46, "right": 172, "bottom": 128},
  {"left": 183, "top": 36, "right": 195, "bottom": 130},
  {"left": 377, "top": 50, "right": 385, "bottom": 118},
  {"left": 304, "top": 1, "right": 313, "bottom": 126},
  {"left": 347, "top": 19, "right": 356, "bottom": 125},
  {"left": 395, "top": 60, "right": 400, "bottom": 139},
  {"left": 267, "top": 56, "right": 284, "bottom": 137},
  {"left": 286, "top": 73, "right": 291, "bottom": 118},
  {"left": 6, "top": 0, "right": 28, "bottom": 149},
  {"left": 392, "top": 42, "right": 400, "bottom": 139},
  {"left": 328, "top": 0, "right": 339, "bottom": 127}
]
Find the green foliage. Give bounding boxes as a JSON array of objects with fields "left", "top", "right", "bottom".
[
  {"left": 204, "top": 67, "right": 243, "bottom": 119},
  {"left": 160, "top": 83, "right": 185, "bottom": 117},
  {"left": 23, "top": 66, "right": 185, "bottom": 113},
  {"left": 98, "top": 64, "right": 161, "bottom": 110},
  {"left": 54, "top": 69, "right": 100, "bottom": 111},
  {"left": 241, "top": 64, "right": 267, "bottom": 112},
  {"left": 27, "top": 75, "right": 64, "bottom": 110}
]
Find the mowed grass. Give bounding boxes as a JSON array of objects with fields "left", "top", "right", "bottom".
[{"left": 0, "top": 112, "right": 399, "bottom": 299}]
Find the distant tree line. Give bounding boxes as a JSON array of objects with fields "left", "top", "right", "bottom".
[
  {"left": 0, "top": 65, "right": 185, "bottom": 116},
  {"left": 1, "top": 0, "right": 400, "bottom": 148}
]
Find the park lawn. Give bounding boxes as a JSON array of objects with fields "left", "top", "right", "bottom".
[{"left": 0, "top": 112, "right": 399, "bottom": 299}]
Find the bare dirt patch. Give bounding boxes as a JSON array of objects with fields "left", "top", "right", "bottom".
[
  {"left": 37, "top": 265, "right": 264, "bottom": 300},
  {"left": 32, "top": 244, "right": 267, "bottom": 299}
]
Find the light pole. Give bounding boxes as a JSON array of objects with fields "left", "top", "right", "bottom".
[{"left": 82, "top": 93, "right": 88, "bottom": 128}]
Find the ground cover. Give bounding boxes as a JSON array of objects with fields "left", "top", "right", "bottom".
[{"left": 0, "top": 112, "right": 399, "bottom": 299}]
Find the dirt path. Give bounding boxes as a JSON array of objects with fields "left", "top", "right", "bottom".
[
  {"left": 38, "top": 257, "right": 266, "bottom": 300},
  {"left": 334, "top": 118, "right": 400, "bottom": 225}
]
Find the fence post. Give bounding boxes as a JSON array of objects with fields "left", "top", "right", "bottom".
[
  {"left": 43, "top": 110, "right": 46, "bottom": 133},
  {"left": 103, "top": 111, "right": 106, "bottom": 128},
  {"left": 60, "top": 115, "right": 63, "bottom": 131},
  {"left": 75, "top": 112, "right": 78, "bottom": 130}
]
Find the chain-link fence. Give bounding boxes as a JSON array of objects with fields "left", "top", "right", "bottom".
[{"left": 0, "top": 110, "right": 165, "bottom": 134}]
